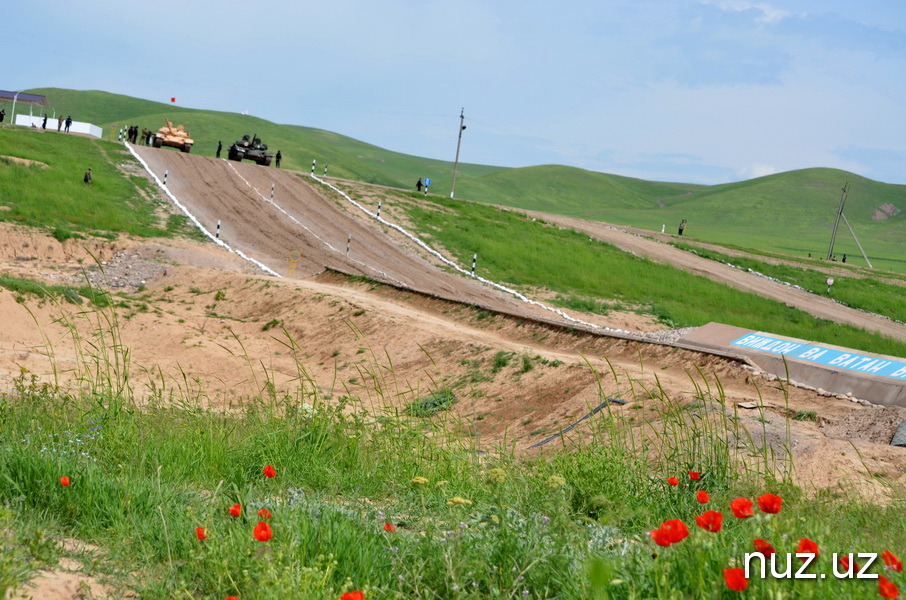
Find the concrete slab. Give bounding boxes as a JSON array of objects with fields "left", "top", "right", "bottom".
[{"left": 678, "top": 323, "right": 906, "bottom": 408}]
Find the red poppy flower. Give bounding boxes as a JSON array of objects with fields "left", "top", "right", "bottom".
[
  {"left": 695, "top": 510, "right": 723, "bottom": 533},
  {"left": 754, "top": 538, "right": 776, "bottom": 556},
  {"left": 224, "top": 597, "right": 240, "bottom": 600},
  {"left": 730, "top": 497, "right": 753, "bottom": 518},
  {"left": 667, "top": 476, "right": 679, "bottom": 486},
  {"left": 797, "top": 537, "right": 819, "bottom": 561},
  {"left": 696, "top": 490, "right": 709, "bottom": 504},
  {"left": 723, "top": 568, "right": 749, "bottom": 591},
  {"left": 253, "top": 521, "right": 273, "bottom": 542},
  {"left": 60, "top": 476, "right": 70, "bottom": 487},
  {"left": 196, "top": 527, "right": 207, "bottom": 541},
  {"left": 757, "top": 493, "right": 782, "bottom": 514},
  {"left": 662, "top": 519, "right": 689, "bottom": 544},
  {"left": 258, "top": 508, "right": 272, "bottom": 520},
  {"left": 263, "top": 465, "right": 277, "bottom": 478},
  {"left": 384, "top": 522, "right": 396, "bottom": 532},
  {"left": 228, "top": 504, "right": 241, "bottom": 518},
  {"left": 688, "top": 471, "right": 701, "bottom": 480},
  {"left": 879, "top": 575, "right": 899, "bottom": 599},
  {"left": 838, "top": 554, "right": 859, "bottom": 572},
  {"left": 650, "top": 527, "right": 672, "bottom": 547},
  {"left": 341, "top": 592, "right": 364, "bottom": 600},
  {"left": 883, "top": 550, "right": 903, "bottom": 572}
]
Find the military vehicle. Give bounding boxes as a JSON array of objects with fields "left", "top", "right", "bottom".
[
  {"left": 152, "top": 120, "right": 194, "bottom": 153},
  {"left": 227, "top": 134, "right": 274, "bottom": 166}
]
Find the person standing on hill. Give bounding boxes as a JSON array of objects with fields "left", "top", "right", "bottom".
[
  {"left": 216, "top": 141, "right": 222, "bottom": 158},
  {"left": 42, "top": 115, "right": 48, "bottom": 129},
  {"left": 275, "top": 150, "right": 282, "bottom": 168},
  {"left": 678, "top": 219, "right": 687, "bottom": 236},
  {"left": 57, "top": 116, "right": 64, "bottom": 131},
  {"left": 83, "top": 168, "right": 92, "bottom": 186},
  {"left": 416, "top": 178, "right": 423, "bottom": 192},
  {"left": 64, "top": 116, "right": 72, "bottom": 132},
  {"left": 0, "top": 108, "right": 5, "bottom": 123}
]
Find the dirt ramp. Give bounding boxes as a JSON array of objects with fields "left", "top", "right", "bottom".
[{"left": 131, "top": 146, "right": 599, "bottom": 328}]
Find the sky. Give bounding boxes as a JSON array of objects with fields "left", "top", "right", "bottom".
[{"left": 4, "top": 0, "right": 906, "bottom": 185}]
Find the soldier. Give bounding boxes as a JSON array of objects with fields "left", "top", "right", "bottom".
[
  {"left": 83, "top": 168, "right": 92, "bottom": 186},
  {"left": 275, "top": 150, "right": 282, "bottom": 168},
  {"left": 216, "top": 141, "right": 222, "bottom": 158}
]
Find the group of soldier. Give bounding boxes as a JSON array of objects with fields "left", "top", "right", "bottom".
[{"left": 125, "top": 125, "right": 156, "bottom": 146}]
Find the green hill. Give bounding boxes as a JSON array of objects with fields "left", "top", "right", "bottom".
[{"left": 12, "top": 88, "right": 906, "bottom": 273}]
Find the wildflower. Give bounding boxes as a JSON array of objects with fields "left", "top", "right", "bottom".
[
  {"left": 60, "top": 476, "right": 70, "bottom": 487},
  {"left": 695, "top": 510, "right": 723, "bottom": 533},
  {"left": 411, "top": 476, "right": 428, "bottom": 486},
  {"left": 754, "top": 538, "right": 776, "bottom": 556},
  {"left": 384, "top": 522, "right": 397, "bottom": 532},
  {"left": 253, "top": 521, "right": 273, "bottom": 542},
  {"left": 839, "top": 554, "right": 859, "bottom": 572},
  {"left": 228, "top": 504, "right": 241, "bottom": 517},
  {"left": 263, "top": 465, "right": 277, "bottom": 478},
  {"left": 447, "top": 497, "right": 473, "bottom": 507},
  {"left": 730, "top": 497, "right": 753, "bottom": 518},
  {"left": 883, "top": 550, "right": 903, "bottom": 572},
  {"left": 757, "top": 493, "right": 782, "bottom": 514},
  {"left": 879, "top": 575, "right": 899, "bottom": 599},
  {"left": 490, "top": 514, "right": 500, "bottom": 524},
  {"left": 195, "top": 527, "right": 207, "bottom": 541},
  {"left": 435, "top": 480, "right": 448, "bottom": 489},
  {"left": 341, "top": 592, "right": 364, "bottom": 600},
  {"left": 696, "top": 490, "right": 709, "bottom": 504},
  {"left": 650, "top": 519, "right": 689, "bottom": 547},
  {"left": 797, "top": 537, "right": 818, "bottom": 561},
  {"left": 547, "top": 475, "right": 566, "bottom": 490},
  {"left": 723, "top": 568, "right": 749, "bottom": 591},
  {"left": 688, "top": 471, "right": 701, "bottom": 480},
  {"left": 258, "top": 508, "right": 272, "bottom": 520},
  {"left": 224, "top": 597, "right": 240, "bottom": 600},
  {"left": 667, "top": 476, "right": 679, "bottom": 486},
  {"left": 487, "top": 468, "right": 506, "bottom": 485}
]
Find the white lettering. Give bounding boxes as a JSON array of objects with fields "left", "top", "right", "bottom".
[{"left": 829, "top": 354, "right": 853, "bottom": 366}]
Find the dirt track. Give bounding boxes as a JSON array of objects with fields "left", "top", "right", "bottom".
[{"left": 0, "top": 145, "right": 903, "bottom": 503}]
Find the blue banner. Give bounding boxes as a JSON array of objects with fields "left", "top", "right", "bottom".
[{"left": 730, "top": 333, "right": 906, "bottom": 382}]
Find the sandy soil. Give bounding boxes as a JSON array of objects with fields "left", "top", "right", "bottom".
[{"left": 1, "top": 147, "right": 904, "bottom": 598}]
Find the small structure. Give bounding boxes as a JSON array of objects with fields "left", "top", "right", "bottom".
[{"left": 0, "top": 90, "right": 50, "bottom": 124}]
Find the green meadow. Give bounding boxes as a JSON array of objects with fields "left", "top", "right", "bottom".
[
  {"left": 14, "top": 88, "right": 906, "bottom": 274},
  {"left": 0, "top": 312, "right": 903, "bottom": 599}
]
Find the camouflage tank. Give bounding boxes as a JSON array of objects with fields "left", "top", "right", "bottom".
[
  {"left": 152, "top": 120, "right": 194, "bottom": 153},
  {"left": 227, "top": 134, "right": 274, "bottom": 166}
]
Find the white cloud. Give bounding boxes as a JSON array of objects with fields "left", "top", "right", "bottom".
[
  {"left": 737, "top": 163, "right": 778, "bottom": 180},
  {"left": 699, "top": 0, "right": 792, "bottom": 24}
]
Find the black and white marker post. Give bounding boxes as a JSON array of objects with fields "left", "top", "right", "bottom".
[
  {"left": 163, "top": 170, "right": 168, "bottom": 186},
  {"left": 311, "top": 159, "right": 316, "bottom": 175},
  {"left": 377, "top": 201, "right": 382, "bottom": 219},
  {"left": 471, "top": 253, "right": 477, "bottom": 277},
  {"left": 324, "top": 163, "right": 328, "bottom": 176},
  {"left": 271, "top": 183, "right": 275, "bottom": 201},
  {"left": 346, "top": 234, "right": 351, "bottom": 257},
  {"left": 216, "top": 220, "right": 221, "bottom": 239}
]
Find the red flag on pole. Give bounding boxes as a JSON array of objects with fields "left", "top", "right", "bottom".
[{"left": 170, "top": 97, "right": 176, "bottom": 103}]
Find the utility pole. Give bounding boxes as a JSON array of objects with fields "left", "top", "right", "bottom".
[
  {"left": 450, "top": 108, "right": 466, "bottom": 199},
  {"left": 826, "top": 183, "right": 848, "bottom": 261}
]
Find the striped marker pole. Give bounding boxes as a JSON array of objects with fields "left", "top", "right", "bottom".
[
  {"left": 346, "top": 234, "right": 351, "bottom": 257},
  {"left": 324, "top": 163, "right": 328, "bottom": 176},
  {"left": 311, "top": 159, "right": 316, "bottom": 175},
  {"left": 471, "top": 253, "right": 477, "bottom": 277},
  {"left": 271, "top": 183, "right": 275, "bottom": 201},
  {"left": 163, "top": 170, "right": 168, "bottom": 186},
  {"left": 377, "top": 201, "right": 382, "bottom": 219},
  {"left": 216, "top": 220, "right": 221, "bottom": 238}
]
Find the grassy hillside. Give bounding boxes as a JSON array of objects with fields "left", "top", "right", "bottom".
[{"left": 19, "top": 88, "right": 905, "bottom": 274}]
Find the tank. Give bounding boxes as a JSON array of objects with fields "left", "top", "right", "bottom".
[
  {"left": 152, "top": 120, "right": 194, "bottom": 153},
  {"left": 227, "top": 134, "right": 274, "bottom": 166}
]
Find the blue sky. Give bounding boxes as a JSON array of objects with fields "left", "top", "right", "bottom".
[{"left": 4, "top": 1, "right": 905, "bottom": 185}]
